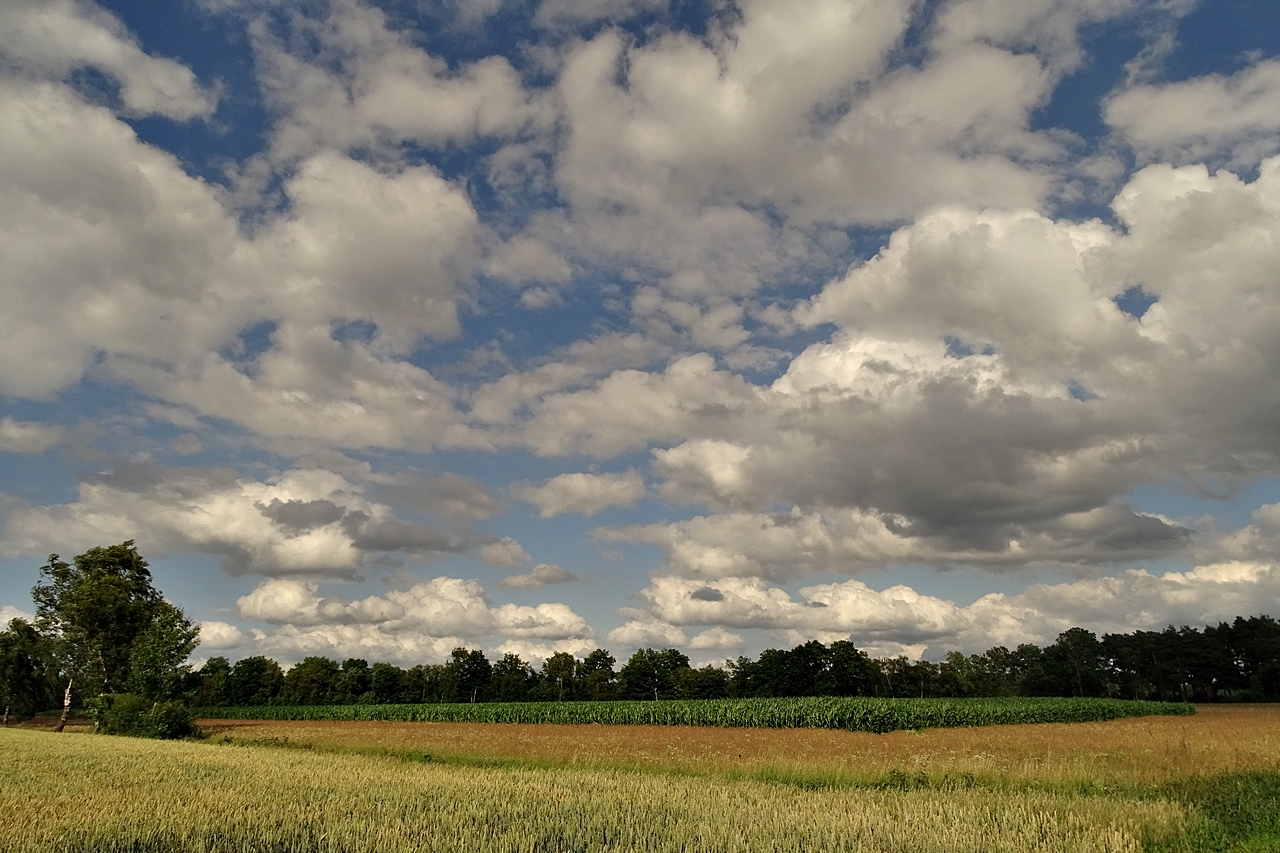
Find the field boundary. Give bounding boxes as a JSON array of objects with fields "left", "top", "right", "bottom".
[
  {"left": 194, "top": 695, "right": 1193, "bottom": 731},
  {"left": 193, "top": 727, "right": 1182, "bottom": 798}
]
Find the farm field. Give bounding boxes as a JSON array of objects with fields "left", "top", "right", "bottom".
[
  {"left": 201, "top": 704, "right": 1279, "bottom": 789},
  {"left": 193, "top": 695, "right": 1191, "bottom": 731},
  {"left": 1, "top": 705, "right": 1277, "bottom": 852}
]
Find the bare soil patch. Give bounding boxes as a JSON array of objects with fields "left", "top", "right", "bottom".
[{"left": 5, "top": 715, "right": 91, "bottom": 732}]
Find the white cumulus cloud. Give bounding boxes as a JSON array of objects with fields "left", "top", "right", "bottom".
[
  {"left": 513, "top": 470, "right": 647, "bottom": 517},
  {"left": 0, "top": 0, "right": 217, "bottom": 119},
  {"left": 604, "top": 620, "right": 688, "bottom": 649},
  {"left": 0, "top": 604, "right": 35, "bottom": 625},
  {"left": 1106, "top": 59, "right": 1280, "bottom": 168},
  {"left": 234, "top": 575, "right": 593, "bottom": 665},
  {"left": 198, "top": 620, "right": 245, "bottom": 650},
  {"left": 623, "top": 560, "right": 1280, "bottom": 656}
]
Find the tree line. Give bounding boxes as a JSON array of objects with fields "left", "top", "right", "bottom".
[
  {"left": 185, "top": 617, "right": 1280, "bottom": 708},
  {"left": 5, "top": 542, "right": 1280, "bottom": 724}
]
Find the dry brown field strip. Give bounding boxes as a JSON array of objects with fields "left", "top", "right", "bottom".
[{"left": 202, "top": 703, "right": 1280, "bottom": 788}]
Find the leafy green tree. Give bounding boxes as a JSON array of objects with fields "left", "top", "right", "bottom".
[
  {"left": 32, "top": 542, "right": 198, "bottom": 709},
  {"left": 336, "top": 658, "right": 371, "bottom": 703},
  {"left": 127, "top": 602, "right": 199, "bottom": 701},
  {"left": 405, "top": 663, "right": 452, "bottom": 703},
  {"left": 1227, "top": 616, "right": 1280, "bottom": 699},
  {"left": 936, "top": 651, "right": 973, "bottom": 697},
  {"left": 370, "top": 662, "right": 407, "bottom": 704},
  {"left": 965, "top": 646, "right": 1021, "bottom": 697},
  {"left": 823, "top": 640, "right": 873, "bottom": 697},
  {"left": 1046, "top": 628, "right": 1105, "bottom": 697},
  {"left": 873, "top": 656, "right": 940, "bottom": 698},
  {"left": 727, "top": 655, "right": 761, "bottom": 697},
  {"left": 1203, "top": 620, "right": 1253, "bottom": 698},
  {"left": 1010, "top": 643, "right": 1053, "bottom": 696},
  {"left": 1, "top": 618, "right": 57, "bottom": 720},
  {"left": 446, "top": 648, "right": 492, "bottom": 703},
  {"left": 538, "top": 652, "right": 580, "bottom": 701},
  {"left": 732, "top": 641, "right": 862, "bottom": 698},
  {"left": 1175, "top": 625, "right": 1237, "bottom": 701},
  {"left": 617, "top": 648, "right": 690, "bottom": 700},
  {"left": 672, "top": 665, "right": 729, "bottom": 699},
  {"left": 227, "top": 656, "right": 284, "bottom": 705},
  {"left": 490, "top": 653, "right": 536, "bottom": 702},
  {"left": 780, "top": 641, "right": 830, "bottom": 696},
  {"left": 747, "top": 647, "right": 788, "bottom": 696},
  {"left": 194, "top": 657, "right": 232, "bottom": 706},
  {"left": 580, "top": 649, "right": 617, "bottom": 700},
  {"left": 279, "top": 656, "right": 341, "bottom": 705}
]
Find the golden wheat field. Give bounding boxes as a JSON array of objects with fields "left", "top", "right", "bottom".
[
  {"left": 201, "top": 703, "right": 1280, "bottom": 787},
  {"left": 2, "top": 705, "right": 1278, "bottom": 852}
]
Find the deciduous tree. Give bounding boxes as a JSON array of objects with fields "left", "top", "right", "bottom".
[
  {"left": 31, "top": 542, "right": 199, "bottom": 724},
  {"left": 0, "top": 618, "right": 57, "bottom": 721},
  {"left": 618, "top": 648, "right": 690, "bottom": 700}
]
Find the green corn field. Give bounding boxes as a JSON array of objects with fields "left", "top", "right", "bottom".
[{"left": 196, "top": 696, "right": 1192, "bottom": 731}]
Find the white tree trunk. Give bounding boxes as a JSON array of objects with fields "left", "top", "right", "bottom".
[{"left": 53, "top": 679, "right": 72, "bottom": 732}]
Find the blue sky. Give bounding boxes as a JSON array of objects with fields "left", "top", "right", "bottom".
[{"left": 4, "top": 0, "right": 1280, "bottom": 668}]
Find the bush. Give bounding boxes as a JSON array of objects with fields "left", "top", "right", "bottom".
[{"left": 88, "top": 693, "right": 202, "bottom": 739}]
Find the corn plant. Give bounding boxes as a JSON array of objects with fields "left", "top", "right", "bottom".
[{"left": 195, "top": 696, "right": 1192, "bottom": 731}]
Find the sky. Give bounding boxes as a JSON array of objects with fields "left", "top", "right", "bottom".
[{"left": 3, "top": 0, "right": 1280, "bottom": 670}]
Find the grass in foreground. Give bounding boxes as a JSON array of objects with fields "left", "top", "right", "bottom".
[
  {"left": 5, "top": 706, "right": 1277, "bottom": 852},
  {"left": 0, "top": 726, "right": 1186, "bottom": 853}
]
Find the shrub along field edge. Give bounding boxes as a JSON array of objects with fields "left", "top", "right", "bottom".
[{"left": 195, "top": 696, "right": 1192, "bottom": 732}]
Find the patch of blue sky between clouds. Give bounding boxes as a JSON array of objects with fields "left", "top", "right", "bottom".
[{"left": 1113, "top": 285, "right": 1158, "bottom": 320}]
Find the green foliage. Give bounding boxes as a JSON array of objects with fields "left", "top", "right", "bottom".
[
  {"left": 193, "top": 695, "right": 1192, "bottom": 731},
  {"left": 127, "top": 603, "right": 199, "bottom": 701},
  {"left": 34, "top": 542, "right": 159, "bottom": 696},
  {"left": 279, "top": 656, "right": 341, "bottom": 705},
  {"left": 1226, "top": 616, "right": 1280, "bottom": 698},
  {"left": 730, "top": 641, "right": 874, "bottom": 698},
  {"left": 193, "top": 657, "right": 231, "bottom": 706},
  {"left": 226, "top": 656, "right": 284, "bottom": 706},
  {"left": 447, "top": 648, "right": 493, "bottom": 703},
  {"left": 337, "top": 658, "right": 371, "bottom": 704},
  {"left": 0, "top": 619, "right": 57, "bottom": 719},
  {"left": 491, "top": 654, "right": 537, "bottom": 702},
  {"left": 535, "top": 652, "right": 580, "bottom": 701},
  {"left": 580, "top": 649, "right": 617, "bottom": 700},
  {"left": 1046, "top": 627, "right": 1106, "bottom": 697},
  {"left": 617, "top": 648, "right": 691, "bottom": 700},
  {"left": 88, "top": 693, "right": 202, "bottom": 739},
  {"left": 672, "top": 665, "right": 730, "bottom": 699},
  {"left": 370, "top": 661, "right": 409, "bottom": 704},
  {"left": 32, "top": 541, "right": 198, "bottom": 702}
]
